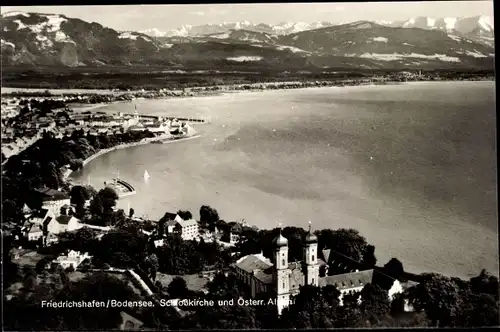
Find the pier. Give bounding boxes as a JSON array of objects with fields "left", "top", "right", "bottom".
[{"left": 105, "top": 176, "right": 136, "bottom": 198}]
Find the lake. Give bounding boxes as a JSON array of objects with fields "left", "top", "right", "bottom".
[{"left": 71, "top": 81, "right": 498, "bottom": 279}]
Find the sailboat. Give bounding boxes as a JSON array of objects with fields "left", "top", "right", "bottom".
[{"left": 144, "top": 170, "right": 150, "bottom": 180}]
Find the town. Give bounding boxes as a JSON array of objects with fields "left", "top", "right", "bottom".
[{"left": 2, "top": 93, "right": 498, "bottom": 330}]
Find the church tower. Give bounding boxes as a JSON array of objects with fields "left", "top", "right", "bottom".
[
  {"left": 272, "top": 228, "right": 290, "bottom": 315},
  {"left": 303, "top": 221, "right": 319, "bottom": 287}
]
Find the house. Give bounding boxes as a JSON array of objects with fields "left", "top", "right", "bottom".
[
  {"left": 50, "top": 215, "right": 81, "bottom": 234},
  {"left": 144, "top": 122, "right": 166, "bottom": 134},
  {"left": 26, "top": 224, "right": 43, "bottom": 242},
  {"left": 52, "top": 250, "right": 91, "bottom": 269},
  {"left": 153, "top": 238, "right": 165, "bottom": 247},
  {"left": 128, "top": 123, "right": 146, "bottom": 132},
  {"left": 22, "top": 203, "right": 33, "bottom": 218},
  {"left": 172, "top": 215, "right": 199, "bottom": 241},
  {"left": 44, "top": 233, "right": 59, "bottom": 246},
  {"left": 319, "top": 269, "right": 403, "bottom": 305},
  {"left": 118, "top": 311, "right": 144, "bottom": 331},
  {"left": 36, "top": 188, "right": 71, "bottom": 213},
  {"left": 29, "top": 208, "right": 55, "bottom": 227}
]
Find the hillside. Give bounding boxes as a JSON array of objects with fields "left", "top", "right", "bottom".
[
  {"left": 278, "top": 21, "right": 494, "bottom": 68},
  {"left": 0, "top": 12, "right": 495, "bottom": 70}
]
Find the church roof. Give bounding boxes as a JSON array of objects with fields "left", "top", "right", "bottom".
[
  {"left": 305, "top": 222, "right": 317, "bottom": 243},
  {"left": 319, "top": 269, "right": 375, "bottom": 290},
  {"left": 272, "top": 233, "right": 288, "bottom": 247},
  {"left": 234, "top": 254, "right": 273, "bottom": 275},
  {"left": 253, "top": 269, "right": 273, "bottom": 284}
]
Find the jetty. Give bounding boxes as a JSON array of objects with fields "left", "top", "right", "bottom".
[{"left": 105, "top": 172, "right": 136, "bottom": 198}]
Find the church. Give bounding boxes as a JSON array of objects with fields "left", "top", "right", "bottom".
[{"left": 233, "top": 223, "right": 403, "bottom": 315}]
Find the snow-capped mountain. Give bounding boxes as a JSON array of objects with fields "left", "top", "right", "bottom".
[
  {"left": 141, "top": 21, "right": 334, "bottom": 38},
  {"left": 379, "top": 16, "right": 494, "bottom": 46},
  {"left": 203, "top": 29, "right": 278, "bottom": 44}
]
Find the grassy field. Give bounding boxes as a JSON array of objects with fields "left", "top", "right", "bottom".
[
  {"left": 1, "top": 67, "right": 494, "bottom": 91},
  {"left": 11, "top": 248, "right": 46, "bottom": 267},
  {"left": 156, "top": 273, "right": 210, "bottom": 292}
]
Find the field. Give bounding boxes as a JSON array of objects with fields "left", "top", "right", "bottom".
[
  {"left": 156, "top": 273, "right": 211, "bottom": 292},
  {"left": 1, "top": 66, "right": 494, "bottom": 91}
]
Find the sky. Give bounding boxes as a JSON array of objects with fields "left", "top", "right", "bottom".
[{"left": 1, "top": 2, "right": 494, "bottom": 32}]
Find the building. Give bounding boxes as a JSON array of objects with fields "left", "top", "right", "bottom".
[
  {"left": 52, "top": 250, "right": 91, "bottom": 269},
  {"left": 171, "top": 215, "right": 199, "bottom": 241},
  {"left": 41, "top": 214, "right": 81, "bottom": 235},
  {"left": 36, "top": 188, "right": 71, "bottom": 213},
  {"left": 118, "top": 311, "right": 144, "bottom": 331},
  {"left": 45, "top": 233, "right": 59, "bottom": 246},
  {"left": 319, "top": 269, "right": 403, "bottom": 305},
  {"left": 144, "top": 122, "right": 166, "bottom": 134},
  {"left": 26, "top": 224, "right": 43, "bottom": 242},
  {"left": 233, "top": 223, "right": 403, "bottom": 315},
  {"left": 128, "top": 122, "right": 146, "bottom": 132},
  {"left": 29, "top": 208, "right": 55, "bottom": 227}
]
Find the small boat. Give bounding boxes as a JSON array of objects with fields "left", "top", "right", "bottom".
[
  {"left": 144, "top": 170, "right": 150, "bottom": 180},
  {"left": 151, "top": 140, "right": 163, "bottom": 144}
]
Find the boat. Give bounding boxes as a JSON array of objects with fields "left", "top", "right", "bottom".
[
  {"left": 144, "top": 170, "right": 150, "bottom": 180},
  {"left": 151, "top": 140, "right": 163, "bottom": 144}
]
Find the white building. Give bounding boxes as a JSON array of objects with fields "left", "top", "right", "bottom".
[
  {"left": 172, "top": 215, "right": 199, "bottom": 241},
  {"left": 36, "top": 188, "right": 71, "bottom": 214},
  {"left": 26, "top": 224, "right": 43, "bottom": 242},
  {"left": 53, "top": 250, "right": 91, "bottom": 269}
]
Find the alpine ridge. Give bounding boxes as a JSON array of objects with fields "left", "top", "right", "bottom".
[{"left": 1, "top": 11, "right": 494, "bottom": 70}]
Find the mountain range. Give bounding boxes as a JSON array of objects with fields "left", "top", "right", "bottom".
[
  {"left": 142, "top": 16, "right": 494, "bottom": 46},
  {"left": 1, "top": 11, "right": 495, "bottom": 70}
]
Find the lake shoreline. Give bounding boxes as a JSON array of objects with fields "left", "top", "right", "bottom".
[{"left": 64, "top": 133, "right": 201, "bottom": 181}]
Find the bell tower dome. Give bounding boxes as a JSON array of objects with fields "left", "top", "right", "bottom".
[
  {"left": 272, "top": 224, "right": 291, "bottom": 315},
  {"left": 303, "top": 221, "right": 319, "bottom": 286}
]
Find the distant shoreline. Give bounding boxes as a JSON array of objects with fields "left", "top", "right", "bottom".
[{"left": 1, "top": 75, "right": 494, "bottom": 102}]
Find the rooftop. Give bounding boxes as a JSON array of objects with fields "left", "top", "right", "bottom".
[
  {"left": 319, "top": 269, "right": 375, "bottom": 290},
  {"left": 177, "top": 218, "right": 198, "bottom": 228},
  {"left": 234, "top": 253, "right": 273, "bottom": 275},
  {"left": 35, "top": 188, "right": 70, "bottom": 200}
]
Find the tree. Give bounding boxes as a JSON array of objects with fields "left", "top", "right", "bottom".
[
  {"left": 68, "top": 158, "right": 84, "bottom": 171},
  {"left": 359, "top": 283, "right": 391, "bottom": 322},
  {"left": 405, "top": 273, "right": 464, "bottom": 327},
  {"left": 167, "top": 277, "right": 189, "bottom": 299},
  {"left": 89, "top": 194, "right": 104, "bottom": 221},
  {"left": 316, "top": 228, "right": 369, "bottom": 273},
  {"left": 469, "top": 269, "right": 499, "bottom": 300},
  {"left": 383, "top": 258, "right": 405, "bottom": 280},
  {"left": 199, "top": 205, "right": 219, "bottom": 228},
  {"left": 143, "top": 253, "right": 159, "bottom": 281},
  {"left": 97, "top": 187, "right": 119, "bottom": 214},
  {"left": 361, "top": 244, "right": 377, "bottom": 270},
  {"left": 23, "top": 275, "right": 38, "bottom": 291},
  {"left": 281, "top": 285, "right": 339, "bottom": 328},
  {"left": 177, "top": 210, "right": 192, "bottom": 220},
  {"left": 35, "top": 257, "right": 53, "bottom": 274},
  {"left": 70, "top": 185, "right": 91, "bottom": 217},
  {"left": 459, "top": 292, "right": 499, "bottom": 327}
]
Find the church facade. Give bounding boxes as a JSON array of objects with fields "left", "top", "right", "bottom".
[
  {"left": 233, "top": 224, "right": 325, "bottom": 314},
  {"left": 233, "top": 224, "right": 403, "bottom": 315}
]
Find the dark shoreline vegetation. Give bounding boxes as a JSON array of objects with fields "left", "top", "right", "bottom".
[
  {"left": 2, "top": 68, "right": 494, "bottom": 92},
  {"left": 2, "top": 85, "right": 499, "bottom": 330}
]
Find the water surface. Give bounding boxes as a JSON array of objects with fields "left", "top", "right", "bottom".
[{"left": 72, "top": 82, "right": 498, "bottom": 279}]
